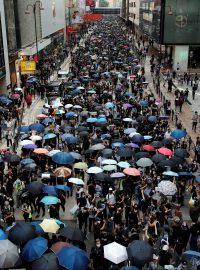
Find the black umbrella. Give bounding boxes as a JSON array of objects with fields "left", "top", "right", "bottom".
[
  {"left": 28, "top": 181, "right": 43, "bottom": 195},
  {"left": 6, "top": 154, "right": 20, "bottom": 163},
  {"left": 8, "top": 223, "right": 36, "bottom": 245},
  {"left": 162, "top": 138, "right": 173, "bottom": 146},
  {"left": 116, "top": 149, "right": 134, "bottom": 158},
  {"left": 127, "top": 240, "right": 153, "bottom": 267},
  {"left": 151, "top": 141, "right": 163, "bottom": 148},
  {"left": 152, "top": 153, "right": 166, "bottom": 163},
  {"left": 76, "top": 126, "right": 88, "bottom": 132},
  {"left": 170, "top": 156, "right": 185, "bottom": 165},
  {"left": 101, "top": 148, "right": 113, "bottom": 158},
  {"left": 91, "top": 139, "right": 103, "bottom": 145},
  {"left": 79, "top": 131, "right": 89, "bottom": 137},
  {"left": 24, "top": 163, "right": 37, "bottom": 172},
  {"left": 135, "top": 152, "right": 150, "bottom": 159},
  {"left": 60, "top": 225, "right": 85, "bottom": 242},
  {"left": 137, "top": 115, "right": 147, "bottom": 122},
  {"left": 174, "top": 148, "right": 189, "bottom": 158},
  {"left": 94, "top": 173, "right": 112, "bottom": 182},
  {"left": 158, "top": 159, "right": 176, "bottom": 168},
  {"left": 112, "top": 138, "right": 124, "bottom": 143},
  {"left": 31, "top": 253, "right": 60, "bottom": 270}
]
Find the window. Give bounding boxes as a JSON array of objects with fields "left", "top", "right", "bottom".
[{"left": 134, "top": 2, "right": 136, "bottom": 7}]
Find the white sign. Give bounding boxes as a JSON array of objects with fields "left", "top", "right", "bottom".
[{"left": 41, "top": 0, "right": 65, "bottom": 38}]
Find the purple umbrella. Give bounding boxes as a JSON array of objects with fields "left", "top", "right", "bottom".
[
  {"left": 23, "top": 144, "right": 38, "bottom": 149},
  {"left": 123, "top": 103, "right": 133, "bottom": 109},
  {"left": 127, "top": 143, "right": 140, "bottom": 149}
]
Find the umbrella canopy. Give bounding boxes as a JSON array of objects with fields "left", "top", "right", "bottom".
[
  {"left": 60, "top": 226, "right": 85, "bottom": 242},
  {"left": 50, "top": 241, "right": 72, "bottom": 254},
  {"left": 6, "top": 154, "right": 20, "bottom": 163},
  {"left": 162, "top": 171, "right": 179, "bottom": 177},
  {"left": 30, "top": 135, "right": 43, "bottom": 141},
  {"left": 20, "top": 139, "right": 34, "bottom": 146},
  {"left": 69, "top": 152, "right": 82, "bottom": 160},
  {"left": 157, "top": 181, "right": 177, "bottom": 195},
  {"left": 21, "top": 236, "right": 48, "bottom": 262},
  {"left": 183, "top": 250, "right": 200, "bottom": 259},
  {"left": 86, "top": 166, "right": 103, "bottom": 174},
  {"left": 24, "top": 163, "right": 37, "bottom": 171},
  {"left": 171, "top": 129, "right": 187, "bottom": 139},
  {"left": 90, "top": 143, "right": 105, "bottom": 151},
  {"left": 151, "top": 140, "right": 163, "bottom": 148},
  {"left": 152, "top": 154, "right": 166, "bottom": 163},
  {"left": 73, "top": 162, "right": 88, "bottom": 170},
  {"left": 31, "top": 253, "right": 60, "bottom": 270},
  {"left": 158, "top": 147, "right": 173, "bottom": 156},
  {"left": 121, "top": 267, "right": 139, "bottom": 270},
  {"left": 117, "top": 161, "right": 131, "bottom": 168},
  {"left": 55, "top": 185, "right": 71, "bottom": 192},
  {"left": 42, "top": 185, "right": 58, "bottom": 195},
  {"left": 39, "top": 219, "right": 60, "bottom": 234},
  {"left": 103, "top": 164, "right": 117, "bottom": 172},
  {"left": 102, "top": 159, "right": 117, "bottom": 165},
  {"left": 47, "top": 150, "right": 61, "bottom": 157},
  {"left": 54, "top": 166, "right": 71, "bottom": 178},
  {"left": 143, "top": 145, "right": 155, "bottom": 152},
  {"left": 136, "top": 158, "right": 153, "bottom": 167},
  {"left": 29, "top": 123, "right": 45, "bottom": 132},
  {"left": 0, "top": 229, "right": 7, "bottom": 240},
  {"left": 135, "top": 152, "right": 150, "bottom": 159},
  {"left": 0, "top": 239, "right": 21, "bottom": 269},
  {"left": 158, "top": 159, "right": 177, "bottom": 168},
  {"left": 43, "top": 133, "right": 57, "bottom": 140},
  {"left": 101, "top": 148, "right": 113, "bottom": 158},
  {"left": 110, "top": 172, "right": 126, "bottom": 178},
  {"left": 116, "top": 149, "right": 134, "bottom": 158},
  {"left": 8, "top": 222, "right": 36, "bottom": 245},
  {"left": 174, "top": 148, "right": 189, "bottom": 158},
  {"left": 40, "top": 196, "right": 59, "bottom": 205},
  {"left": 23, "top": 143, "right": 38, "bottom": 150},
  {"left": 104, "top": 241, "right": 128, "bottom": 264},
  {"left": 68, "top": 177, "right": 84, "bottom": 185},
  {"left": 52, "top": 152, "right": 75, "bottom": 165},
  {"left": 127, "top": 240, "right": 153, "bottom": 267},
  {"left": 94, "top": 172, "right": 111, "bottom": 182},
  {"left": 57, "top": 246, "right": 90, "bottom": 270},
  {"left": 124, "top": 128, "right": 136, "bottom": 134},
  {"left": 170, "top": 155, "right": 185, "bottom": 165},
  {"left": 34, "top": 148, "right": 49, "bottom": 155},
  {"left": 28, "top": 181, "right": 43, "bottom": 195},
  {"left": 123, "top": 168, "right": 140, "bottom": 176}
]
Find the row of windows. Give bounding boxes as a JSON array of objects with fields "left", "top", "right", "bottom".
[{"left": 129, "top": 2, "right": 136, "bottom": 8}]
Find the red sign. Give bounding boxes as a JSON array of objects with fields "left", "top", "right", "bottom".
[
  {"left": 86, "top": 0, "right": 95, "bottom": 6},
  {"left": 83, "top": 14, "right": 103, "bottom": 21},
  {"left": 67, "top": 26, "right": 78, "bottom": 33}
]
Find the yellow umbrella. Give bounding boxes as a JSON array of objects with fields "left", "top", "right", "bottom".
[
  {"left": 73, "top": 162, "right": 88, "bottom": 170},
  {"left": 39, "top": 219, "right": 60, "bottom": 233}
]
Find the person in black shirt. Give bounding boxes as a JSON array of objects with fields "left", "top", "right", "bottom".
[{"left": 158, "top": 245, "right": 172, "bottom": 268}]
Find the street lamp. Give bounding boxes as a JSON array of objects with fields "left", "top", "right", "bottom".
[{"left": 25, "top": 1, "right": 44, "bottom": 69}]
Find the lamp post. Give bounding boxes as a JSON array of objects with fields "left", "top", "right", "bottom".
[{"left": 25, "top": 1, "right": 44, "bottom": 70}]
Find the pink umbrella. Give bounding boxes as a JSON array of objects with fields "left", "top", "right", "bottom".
[
  {"left": 130, "top": 75, "right": 137, "bottom": 79},
  {"left": 36, "top": 114, "right": 48, "bottom": 119},
  {"left": 11, "top": 93, "right": 20, "bottom": 99},
  {"left": 158, "top": 147, "right": 173, "bottom": 156},
  {"left": 123, "top": 168, "right": 140, "bottom": 176}
]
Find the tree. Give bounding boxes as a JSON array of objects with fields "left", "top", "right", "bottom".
[{"left": 99, "top": 0, "right": 109, "bottom": 7}]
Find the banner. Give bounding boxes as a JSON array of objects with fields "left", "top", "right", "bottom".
[
  {"left": 20, "top": 61, "right": 36, "bottom": 74},
  {"left": 83, "top": 14, "right": 103, "bottom": 21},
  {"left": 67, "top": 26, "right": 78, "bottom": 33},
  {"left": 86, "top": 0, "right": 95, "bottom": 6}
]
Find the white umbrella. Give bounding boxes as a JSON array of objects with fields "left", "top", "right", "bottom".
[
  {"left": 65, "top": 104, "right": 73, "bottom": 109},
  {"left": 73, "top": 105, "right": 82, "bottom": 109},
  {"left": 68, "top": 178, "right": 84, "bottom": 185},
  {"left": 157, "top": 181, "right": 177, "bottom": 196},
  {"left": 77, "top": 86, "right": 85, "bottom": 90},
  {"left": 102, "top": 159, "right": 117, "bottom": 165},
  {"left": 123, "top": 118, "right": 133, "bottom": 122},
  {"left": 47, "top": 150, "right": 61, "bottom": 157},
  {"left": 90, "top": 144, "right": 105, "bottom": 151},
  {"left": 136, "top": 158, "right": 153, "bottom": 167},
  {"left": 103, "top": 165, "right": 117, "bottom": 172},
  {"left": 129, "top": 132, "right": 141, "bottom": 138},
  {"left": 30, "top": 135, "right": 42, "bottom": 141},
  {"left": 86, "top": 167, "right": 103, "bottom": 174},
  {"left": 104, "top": 241, "right": 128, "bottom": 264},
  {"left": 20, "top": 140, "right": 34, "bottom": 146},
  {"left": 110, "top": 172, "right": 126, "bottom": 178}
]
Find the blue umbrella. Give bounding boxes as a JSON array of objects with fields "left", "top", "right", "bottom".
[
  {"left": 178, "top": 172, "right": 193, "bottom": 176},
  {"left": 55, "top": 185, "right": 71, "bottom": 192},
  {"left": 144, "top": 135, "right": 152, "bottom": 140},
  {"left": 121, "top": 267, "right": 139, "bottom": 270},
  {"left": 111, "top": 142, "right": 125, "bottom": 149},
  {"left": 57, "top": 246, "right": 90, "bottom": 270},
  {"left": 0, "top": 97, "right": 12, "bottom": 104},
  {"left": 43, "top": 133, "right": 56, "bottom": 140},
  {"left": 101, "top": 134, "right": 112, "bottom": 139},
  {"left": 131, "top": 134, "right": 144, "bottom": 143},
  {"left": 0, "top": 229, "right": 7, "bottom": 240},
  {"left": 171, "top": 129, "right": 187, "bottom": 139},
  {"left": 148, "top": 116, "right": 157, "bottom": 122},
  {"left": 124, "top": 128, "right": 136, "bottom": 134},
  {"left": 96, "top": 118, "right": 107, "bottom": 123},
  {"left": 163, "top": 171, "right": 179, "bottom": 177},
  {"left": 52, "top": 152, "right": 75, "bottom": 165},
  {"left": 19, "top": 126, "right": 29, "bottom": 133},
  {"left": 49, "top": 218, "right": 66, "bottom": 227},
  {"left": 40, "top": 196, "right": 59, "bottom": 205},
  {"left": 69, "top": 89, "right": 81, "bottom": 96},
  {"left": 66, "top": 111, "right": 77, "bottom": 118},
  {"left": 26, "top": 76, "right": 38, "bottom": 84},
  {"left": 20, "top": 159, "right": 35, "bottom": 165},
  {"left": 183, "top": 250, "right": 200, "bottom": 258},
  {"left": 86, "top": 118, "right": 97, "bottom": 123},
  {"left": 195, "top": 175, "right": 200, "bottom": 183},
  {"left": 29, "top": 123, "right": 45, "bottom": 132},
  {"left": 105, "top": 102, "right": 115, "bottom": 108},
  {"left": 23, "top": 144, "right": 38, "bottom": 150},
  {"left": 42, "top": 118, "right": 54, "bottom": 124},
  {"left": 42, "top": 185, "right": 58, "bottom": 195},
  {"left": 140, "top": 100, "right": 149, "bottom": 107},
  {"left": 21, "top": 236, "right": 48, "bottom": 262},
  {"left": 66, "top": 137, "right": 79, "bottom": 144},
  {"left": 61, "top": 133, "right": 74, "bottom": 140},
  {"left": 31, "top": 221, "right": 44, "bottom": 235}
]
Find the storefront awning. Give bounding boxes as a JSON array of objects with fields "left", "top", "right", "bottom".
[{"left": 19, "top": 38, "right": 51, "bottom": 56}]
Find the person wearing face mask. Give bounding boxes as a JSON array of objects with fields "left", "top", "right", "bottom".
[{"left": 90, "top": 238, "right": 104, "bottom": 270}]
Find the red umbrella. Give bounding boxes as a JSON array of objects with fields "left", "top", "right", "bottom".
[
  {"left": 158, "top": 147, "right": 173, "bottom": 156},
  {"left": 143, "top": 145, "right": 155, "bottom": 152},
  {"left": 50, "top": 242, "right": 72, "bottom": 254},
  {"left": 123, "top": 168, "right": 140, "bottom": 176}
]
